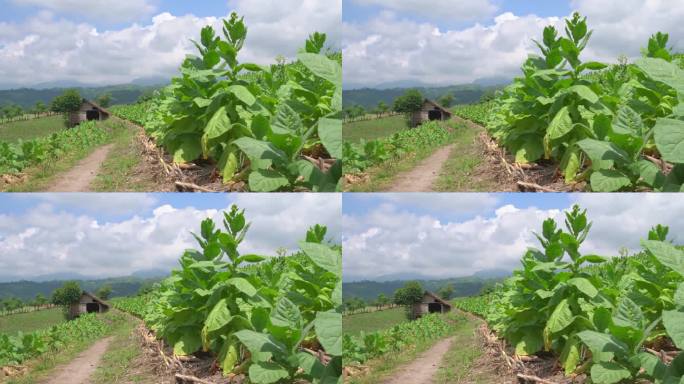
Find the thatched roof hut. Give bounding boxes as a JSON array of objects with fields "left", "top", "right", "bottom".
[
  {"left": 411, "top": 291, "right": 452, "bottom": 319},
  {"left": 68, "top": 291, "right": 110, "bottom": 319},
  {"left": 68, "top": 99, "right": 110, "bottom": 127},
  {"left": 410, "top": 99, "right": 453, "bottom": 127}
]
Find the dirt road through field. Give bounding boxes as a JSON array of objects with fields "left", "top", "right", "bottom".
[
  {"left": 385, "top": 144, "right": 454, "bottom": 192},
  {"left": 45, "top": 144, "right": 113, "bottom": 192},
  {"left": 43, "top": 336, "right": 112, "bottom": 384},
  {"left": 381, "top": 336, "right": 454, "bottom": 384}
]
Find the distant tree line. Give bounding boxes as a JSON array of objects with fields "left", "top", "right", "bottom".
[
  {"left": 0, "top": 280, "right": 114, "bottom": 317},
  {"left": 343, "top": 280, "right": 457, "bottom": 317},
  {"left": 0, "top": 90, "right": 113, "bottom": 125}
]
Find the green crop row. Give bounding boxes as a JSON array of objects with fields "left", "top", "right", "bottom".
[
  {"left": 109, "top": 102, "right": 151, "bottom": 126},
  {"left": 452, "top": 102, "right": 493, "bottom": 126},
  {"left": 0, "top": 313, "right": 114, "bottom": 367},
  {"left": 343, "top": 312, "right": 465, "bottom": 365},
  {"left": 142, "top": 207, "right": 341, "bottom": 384},
  {"left": 486, "top": 13, "right": 684, "bottom": 192},
  {"left": 110, "top": 294, "right": 153, "bottom": 319},
  {"left": 478, "top": 205, "right": 684, "bottom": 383},
  {"left": 0, "top": 121, "right": 109, "bottom": 174},
  {"left": 452, "top": 295, "right": 491, "bottom": 317},
  {"left": 343, "top": 120, "right": 457, "bottom": 173},
  {"left": 113, "top": 14, "right": 342, "bottom": 192}
]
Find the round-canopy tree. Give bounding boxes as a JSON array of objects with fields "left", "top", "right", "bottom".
[
  {"left": 51, "top": 281, "right": 82, "bottom": 307},
  {"left": 50, "top": 89, "right": 82, "bottom": 121}
]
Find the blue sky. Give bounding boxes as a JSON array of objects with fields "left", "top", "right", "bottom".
[
  {"left": 343, "top": 193, "right": 684, "bottom": 280},
  {"left": 0, "top": 0, "right": 340, "bottom": 88},
  {"left": 343, "top": 193, "right": 574, "bottom": 223},
  {"left": 0, "top": 0, "right": 231, "bottom": 28},
  {"left": 0, "top": 193, "right": 236, "bottom": 222},
  {"left": 343, "top": 0, "right": 572, "bottom": 29},
  {"left": 0, "top": 193, "right": 341, "bottom": 281}
]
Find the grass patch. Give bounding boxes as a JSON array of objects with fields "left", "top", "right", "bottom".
[
  {"left": 343, "top": 307, "right": 406, "bottom": 336},
  {"left": 91, "top": 120, "right": 158, "bottom": 192},
  {"left": 0, "top": 116, "right": 65, "bottom": 142},
  {"left": 343, "top": 115, "right": 407, "bottom": 143},
  {"left": 433, "top": 123, "right": 499, "bottom": 192},
  {"left": 435, "top": 316, "right": 486, "bottom": 383},
  {"left": 3, "top": 120, "right": 119, "bottom": 192},
  {"left": 0, "top": 308, "right": 65, "bottom": 335},
  {"left": 91, "top": 314, "right": 154, "bottom": 384},
  {"left": 347, "top": 313, "right": 480, "bottom": 384},
  {"left": 5, "top": 312, "right": 129, "bottom": 384}
]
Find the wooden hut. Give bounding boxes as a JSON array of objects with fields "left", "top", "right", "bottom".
[
  {"left": 410, "top": 99, "right": 453, "bottom": 127},
  {"left": 411, "top": 291, "right": 452, "bottom": 319},
  {"left": 68, "top": 99, "right": 110, "bottom": 127},
  {"left": 68, "top": 291, "right": 110, "bottom": 319}
]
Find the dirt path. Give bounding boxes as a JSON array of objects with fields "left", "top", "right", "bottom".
[
  {"left": 45, "top": 144, "right": 113, "bottom": 192},
  {"left": 385, "top": 144, "right": 454, "bottom": 192},
  {"left": 381, "top": 336, "right": 454, "bottom": 384},
  {"left": 43, "top": 336, "right": 112, "bottom": 384}
]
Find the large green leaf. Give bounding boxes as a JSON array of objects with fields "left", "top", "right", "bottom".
[
  {"left": 612, "top": 297, "right": 644, "bottom": 329},
  {"left": 234, "top": 330, "right": 286, "bottom": 362},
  {"left": 171, "top": 135, "right": 202, "bottom": 163},
  {"left": 173, "top": 332, "right": 202, "bottom": 356},
  {"left": 514, "top": 136, "right": 545, "bottom": 163},
  {"left": 227, "top": 277, "right": 257, "bottom": 296},
  {"left": 233, "top": 137, "right": 288, "bottom": 169},
  {"left": 567, "top": 85, "right": 599, "bottom": 104},
  {"left": 663, "top": 310, "right": 684, "bottom": 349},
  {"left": 590, "top": 361, "right": 632, "bottom": 384},
  {"left": 641, "top": 240, "right": 684, "bottom": 276},
  {"left": 568, "top": 277, "right": 598, "bottom": 298},
  {"left": 547, "top": 106, "right": 573, "bottom": 140},
  {"left": 297, "top": 53, "right": 341, "bottom": 86},
  {"left": 315, "top": 311, "right": 342, "bottom": 356},
  {"left": 204, "top": 106, "right": 231, "bottom": 141},
  {"left": 515, "top": 331, "right": 543, "bottom": 355},
  {"left": 248, "top": 169, "right": 290, "bottom": 192},
  {"left": 319, "top": 118, "right": 342, "bottom": 159},
  {"left": 248, "top": 361, "right": 290, "bottom": 384},
  {"left": 204, "top": 298, "right": 232, "bottom": 334},
  {"left": 228, "top": 85, "right": 256, "bottom": 106},
  {"left": 299, "top": 242, "right": 341, "bottom": 275},
  {"left": 590, "top": 169, "right": 632, "bottom": 192},
  {"left": 613, "top": 105, "right": 643, "bottom": 136},
  {"left": 635, "top": 57, "right": 684, "bottom": 97},
  {"left": 270, "top": 297, "right": 302, "bottom": 328},
  {"left": 546, "top": 298, "right": 574, "bottom": 333},
  {"left": 576, "top": 330, "right": 629, "bottom": 362},
  {"left": 654, "top": 118, "right": 684, "bottom": 164},
  {"left": 576, "top": 139, "right": 630, "bottom": 169}
]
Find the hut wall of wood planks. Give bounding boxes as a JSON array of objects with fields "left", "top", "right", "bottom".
[
  {"left": 68, "top": 99, "right": 111, "bottom": 127},
  {"left": 68, "top": 291, "right": 110, "bottom": 319},
  {"left": 411, "top": 291, "right": 452, "bottom": 319},
  {"left": 410, "top": 99, "right": 453, "bottom": 127}
]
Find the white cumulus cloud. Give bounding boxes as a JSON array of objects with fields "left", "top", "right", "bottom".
[{"left": 343, "top": 194, "right": 684, "bottom": 280}]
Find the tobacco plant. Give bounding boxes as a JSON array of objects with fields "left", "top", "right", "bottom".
[
  {"left": 487, "top": 13, "right": 684, "bottom": 191},
  {"left": 145, "top": 206, "right": 341, "bottom": 383},
  {"left": 143, "top": 13, "right": 341, "bottom": 191}
]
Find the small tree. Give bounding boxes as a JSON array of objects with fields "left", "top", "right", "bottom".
[
  {"left": 439, "top": 93, "right": 454, "bottom": 108},
  {"left": 34, "top": 293, "right": 48, "bottom": 309},
  {"left": 50, "top": 89, "right": 82, "bottom": 121},
  {"left": 96, "top": 93, "right": 112, "bottom": 108},
  {"left": 393, "top": 89, "right": 423, "bottom": 114},
  {"left": 52, "top": 281, "right": 82, "bottom": 307},
  {"left": 96, "top": 285, "right": 112, "bottom": 300},
  {"left": 438, "top": 284, "right": 455, "bottom": 300},
  {"left": 376, "top": 293, "right": 389, "bottom": 309},
  {"left": 376, "top": 101, "right": 389, "bottom": 117}
]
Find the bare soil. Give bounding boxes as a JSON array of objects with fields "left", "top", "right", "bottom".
[
  {"left": 385, "top": 144, "right": 455, "bottom": 192},
  {"left": 42, "top": 336, "right": 113, "bottom": 384},
  {"left": 45, "top": 144, "right": 113, "bottom": 192},
  {"left": 380, "top": 337, "right": 455, "bottom": 384}
]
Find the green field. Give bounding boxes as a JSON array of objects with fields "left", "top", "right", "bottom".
[
  {"left": 0, "top": 115, "right": 65, "bottom": 142},
  {"left": 343, "top": 307, "right": 407, "bottom": 336},
  {"left": 343, "top": 115, "right": 407, "bottom": 143},
  {"left": 0, "top": 307, "right": 65, "bottom": 335}
]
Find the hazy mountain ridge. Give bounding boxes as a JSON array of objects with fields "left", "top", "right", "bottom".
[{"left": 342, "top": 83, "right": 506, "bottom": 109}]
